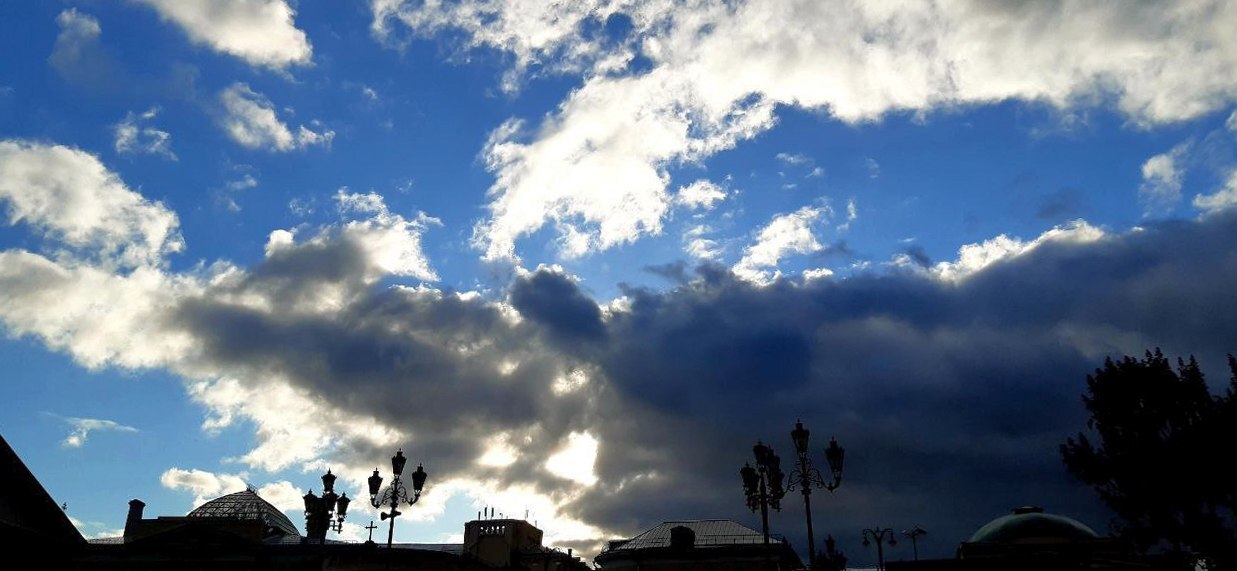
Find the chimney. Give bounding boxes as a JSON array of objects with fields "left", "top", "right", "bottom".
[
  {"left": 670, "top": 525, "right": 695, "bottom": 550},
  {"left": 125, "top": 499, "right": 145, "bottom": 538}
]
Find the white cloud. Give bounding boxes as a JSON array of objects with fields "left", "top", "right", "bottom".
[
  {"left": 59, "top": 415, "right": 137, "bottom": 448},
  {"left": 472, "top": 75, "right": 774, "bottom": 261},
  {"left": 683, "top": 224, "right": 722, "bottom": 260},
  {"left": 865, "top": 157, "right": 881, "bottom": 179},
  {"left": 734, "top": 206, "right": 830, "bottom": 283},
  {"left": 1139, "top": 143, "right": 1190, "bottom": 216},
  {"left": 371, "top": 0, "right": 631, "bottom": 92},
  {"left": 675, "top": 179, "right": 727, "bottom": 210},
  {"left": 0, "top": 140, "right": 183, "bottom": 267},
  {"left": 218, "top": 83, "right": 334, "bottom": 152},
  {"left": 160, "top": 467, "right": 305, "bottom": 515},
  {"left": 334, "top": 190, "right": 440, "bottom": 281},
  {"left": 1193, "top": 170, "right": 1237, "bottom": 213},
  {"left": 776, "top": 152, "right": 812, "bottom": 166},
  {"left": 51, "top": 9, "right": 101, "bottom": 59},
  {"left": 134, "top": 0, "right": 312, "bottom": 69},
  {"left": 802, "top": 267, "right": 834, "bottom": 281},
  {"left": 932, "top": 220, "right": 1106, "bottom": 282},
  {"left": 838, "top": 198, "right": 857, "bottom": 232},
  {"left": 114, "top": 107, "right": 176, "bottom": 160},
  {"left": 377, "top": 0, "right": 1237, "bottom": 260},
  {"left": 48, "top": 9, "right": 115, "bottom": 89},
  {"left": 0, "top": 251, "right": 196, "bottom": 369},
  {"left": 544, "top": 431, "right": 599, "bottom": 486}
]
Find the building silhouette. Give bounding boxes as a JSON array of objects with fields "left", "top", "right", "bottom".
[
  {"left": 595, "top": 520, "right": 802, "bottom": 571},
  {"left": 0, "top": 432, "right": 590, "bottom": 571}
]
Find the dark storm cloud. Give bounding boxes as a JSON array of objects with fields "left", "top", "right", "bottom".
[
  {"left": 164, "top": 210, "right": 1237, "bottom": 563},
  {"left": 541, "top": 211, "right": 1237, "bottom": 561},
  {"left": 510, "top": 269, "right": 607, "bottom": 345}
]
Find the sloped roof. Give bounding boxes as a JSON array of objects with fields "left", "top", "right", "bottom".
[
  {"left": 186, "top": 489, "right": 300, "bottom": 537},
  {"left": 607, "top": 520, "right": 769, "bottom": 551},
  {"left": 0, "top": 433, "right": 86, "bottom": 545}
]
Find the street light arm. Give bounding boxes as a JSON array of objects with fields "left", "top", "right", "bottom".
[{"left": 786, "top": 465, "right": 827, "bottom": 492}]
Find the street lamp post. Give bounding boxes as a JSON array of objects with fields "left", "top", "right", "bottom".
[
  {"left": 367, "top": 449, "right": 428, "bottom": 550},
  {"left": 303, "top": 469, "right": 351, "bottom": 543},
  {"left": 786, "top": 421, "right": 845, "bottom": 567},
  {"left": 861, "top": 527, "right": 897, "bottom": 571},
  {"left": 741, "top": 441, "right": 787, "bottom": 571},
  {"left": 901, "top": 526, "right": 927, "bottom": 561}
]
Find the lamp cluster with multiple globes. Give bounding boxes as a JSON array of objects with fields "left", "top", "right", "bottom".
[
  {"left": 301, "top": 448, "right": 428, "bottom": 548},
  {"left": 303, "top": 469, "right": 351, "bottom": 542},
  {"left": 741, "top": 420, "right": 846, "bottom": 569},
  {"left": 368, "top": 448, "right": 429, "bottom": 549}
]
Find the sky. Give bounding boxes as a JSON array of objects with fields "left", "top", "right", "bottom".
[{"left": 1, "top": 0, "right": 1237, "bottom": 567}]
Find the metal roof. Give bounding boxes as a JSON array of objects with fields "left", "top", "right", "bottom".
[
  {"left": 186, "top": 489, "right": 300, "bottom": 537},
  {"left": 605, "top": 520, "right": 775, "bottom": 552}
]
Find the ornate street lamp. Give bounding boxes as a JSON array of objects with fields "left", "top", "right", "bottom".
[
  {"left": 741, "top": 440, "right": 787, "bottom": 571},
  {"left": 368, "top": 449, "right": 428, "bottom": 549},
  {"left": 786, "top": 421, "right": 845, "bottom": 567},
  {"left": 901, "top": 526, "right": 927, "bottom": 561},
  {"left": 303, "top": 469, "right": 351, "bottom": 543},
  {"left": 861, "top": 527, "right": 897, "bottom": 571}
]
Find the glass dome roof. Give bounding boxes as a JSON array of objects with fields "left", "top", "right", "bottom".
[
  {"left": 186, "top": 489, "right": 300, "bottom": 537},
  {"left": 968, "top": 506, "right": 1098, "bottom": 544}
]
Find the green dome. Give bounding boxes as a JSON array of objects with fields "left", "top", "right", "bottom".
[{"left": 968, "top": 507, "right": 1098, "bottom": 544}]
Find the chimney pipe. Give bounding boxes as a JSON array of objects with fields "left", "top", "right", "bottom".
[{"left": 125, "top": 499, "right": 145, "bottom": 538}]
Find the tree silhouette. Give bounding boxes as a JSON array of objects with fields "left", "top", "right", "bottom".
[{"left": 1061, "top": 349, "right": 1237, "bottom": 569}]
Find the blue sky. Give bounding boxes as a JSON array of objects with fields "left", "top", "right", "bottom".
[{"left": 2, "top": 1, "right": 1237, "bottom": 566}]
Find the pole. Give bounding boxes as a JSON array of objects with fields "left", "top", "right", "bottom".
[
  {"left": 759, "top": 474, "right": 772, "bottom": 571},
  {"left": 802, "top": 479, "right": 816, "bottom": 566},
  {"left": 760, "top": 473, "right": 771, "bottom": 546},
  {"left": 876, "top": 538, "right": 885, "bottom": 571},
  {"left": 911, "top": 534, "right": 918, "bottom": 561},
  {"left": 386, "top": 487, "right": 398, "bottom": 549}
]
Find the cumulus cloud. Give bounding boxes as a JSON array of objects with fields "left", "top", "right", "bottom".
[
  {"left": 675, "top": 179, "right": 727, "bottom": 210},
  {"left": 1139, "top": 143, "right": 1191, "bottom": 216},
  {"left": 0, "top": 140, "right": 183, "bottom": 268},
  {"left": 733, "top": 205, "right": 830, "bottom": 283},
  {"left": 56, "top": 415, "right": 138, "bottom": 448},
  {"left": 9, "top": 203, "right": 1237, "bottom": 556},
  {"left": 376, "top": 0, "right": 1237, "bottom": 261},
  {"left": 134, "top": 0, "right": 312, "bottom": 69},
  {"left": 160, "top": 467, "right": 304, "bottom": 514},
  {"left": 930, "top": 220, "right": 1105, "bottom": 282},
  {"left": 8, "top": 139, "right": 1237, "bottom": 558},
  {"left": 218, "top": 83, "right": 334, "bottom": 152},
  {"left": 114, "top": 107, "right": 176, "bottom": 160}
]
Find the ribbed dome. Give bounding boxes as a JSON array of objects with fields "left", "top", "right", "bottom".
[
  {"left": 969, "top": 506, "right": 1098, "bottom": 544},
  {"left": 187, "top": 489, "right": 300, "bottom": 537}
]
